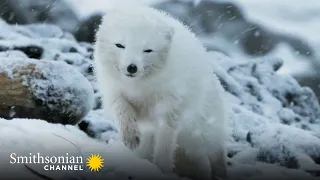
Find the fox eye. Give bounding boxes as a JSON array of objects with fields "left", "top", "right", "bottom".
[
  {"left": 144, "top": 49, "right": 153, "bottom": 53},
  {"left": 115, "top": 43, "right": 125, "bottom": 49}
]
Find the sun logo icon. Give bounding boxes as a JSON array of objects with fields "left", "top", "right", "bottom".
[{"left": 86, "top": 154, "right": 104, "bottom": 172}]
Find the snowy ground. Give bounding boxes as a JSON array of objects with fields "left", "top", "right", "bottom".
[
  {"left": 0, "top": 118, "right": 181, "bottom": 180},
  {"left": 0, "top": 1, "right": 319, "bottom": 180}
]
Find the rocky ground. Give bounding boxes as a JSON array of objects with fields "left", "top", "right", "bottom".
[
  {"left": 1, "top": 0, "right": 319, "bottom": 101},
  {"left": 0, "top": 11, "right": 319, "bottom": 180}
]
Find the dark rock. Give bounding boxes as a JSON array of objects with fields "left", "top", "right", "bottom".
[
  {"left": 0, "top": 45, "right": 10, "bottom": 52},
  {"left": 87, "top": 64, "right": 94, "bottom": 75},
  {"left": 78, "top": 120, "right": 89, "bottom": 133},
  {"left": 65, "top": 59, "right": 74, "bottom": 65},
  {"left": 0, "top": 0, "right": 30, "bottom": 24},
  {"left": 240, "top": 25, "right": 278, "bottom": 56},
  {"left": 69, "top": 47, "right": 78, "bottom": 53},
  {"left": 93, "top": 96, "right": 103, "bottom": 110},
  {"left": 13, "top": 45, "right": 43, "bottom": 59},
  {"left": 246, "top": 131, "right": 252, "bottom": 145},
  {"left": 74, "top": 14, "right": 103, "bottom": 43}
]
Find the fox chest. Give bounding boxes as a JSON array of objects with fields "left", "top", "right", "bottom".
[{"left": 123, "top": 92, "right": 163, "bottom": 121}]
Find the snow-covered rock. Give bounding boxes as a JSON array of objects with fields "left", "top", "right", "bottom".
[
  {"left": 211, "top": 52, "right": 320, "bottom": 178},
  {"left": 0, "top": 56, "right": 94, "bottom": 125}
]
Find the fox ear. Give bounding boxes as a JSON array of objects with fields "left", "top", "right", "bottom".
[{"left": 164, "top": 27, "right": 174, "bottom": 41}]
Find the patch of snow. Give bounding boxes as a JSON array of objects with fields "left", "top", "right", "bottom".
[{"left": 0, "top": 118, "right": 182, "bottom": 180}]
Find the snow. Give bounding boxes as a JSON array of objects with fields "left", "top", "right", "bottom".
[
  {"left": 0, "top": 1, "right": 319, "bottom": 180},
  {"left": 0, "top": 118, "right": 181, "bottom": 180}
]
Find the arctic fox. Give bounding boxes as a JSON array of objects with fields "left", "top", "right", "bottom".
[{"left": 93, "top": 4, "right": 228, "bottom": 180}]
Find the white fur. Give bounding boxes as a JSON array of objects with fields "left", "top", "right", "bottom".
[{"left": 94, "top": 4, "right": 228, "bottom": 180}]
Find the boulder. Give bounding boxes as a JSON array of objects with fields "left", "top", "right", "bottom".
[{"left": 0, "top": 57, "right": 94, "bottom": 125}]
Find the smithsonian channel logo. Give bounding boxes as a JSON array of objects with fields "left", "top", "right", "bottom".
[{"left": 10, "top": 153, "right": 104, "bottom": 172}]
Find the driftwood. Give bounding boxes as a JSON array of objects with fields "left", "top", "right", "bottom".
[{"left": 0, "top": 58, "right": 94, "bottom": 125}]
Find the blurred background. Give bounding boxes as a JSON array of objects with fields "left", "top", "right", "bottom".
[{"left": 1, "top": 0, "right": 318, "bottom": 102}]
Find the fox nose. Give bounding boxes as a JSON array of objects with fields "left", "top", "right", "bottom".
[{"left": 127, "top": 64, "right": 138, "bottom": 74}]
